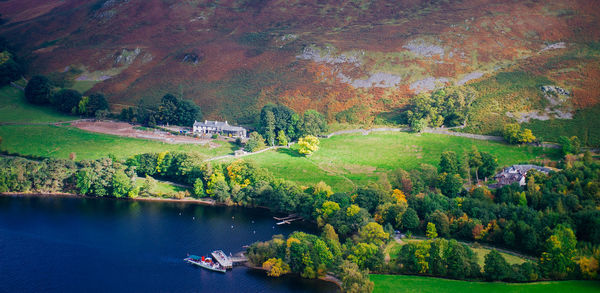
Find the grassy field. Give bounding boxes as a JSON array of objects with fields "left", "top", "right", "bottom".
[
  {"left": 0, "top": 124, "right": 235, "bottom": 161},
  {"left": 134, "top": 177, "right": 189, "bottom": 197},
  {"left": 386, "top": 241, "right": 526, "bottom": 269},
  {"left": 370, "top": 274, "right": 600, "bottom": 293},
  {"left": 0, "top": 87, "right": 74, "bottom": 123},
  {"left": 232, "top": 132, "right": 558, "bottom": 191}
]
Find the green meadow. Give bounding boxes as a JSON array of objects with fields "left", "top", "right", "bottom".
[
  {"left": 0, "top": 86, "right": 74, "bottom": 123},
  {"left": 0, "top": 124, "right": 235, "bottom": 161},
  {"left": 234, "top": 132, "right": 558, "bottom": 191},
  {"left": 370, "top": 274, "right": 600, "bottom": 293},
  {"left": 386, "top": 241, "right": 527, "bottom": 269}
]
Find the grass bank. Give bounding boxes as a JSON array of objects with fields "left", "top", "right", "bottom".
[
  {"left": 0, "top": 86, "right": 74, "bottom": 123},
  {"left": 370, "top": 274, "right": 600, "bottom": 293},
  {"left": 0, "top": 124, "right": 235, "bottom": 161},
  {"left": 234, "top": 132, "right": 558, "bottom": 191}
]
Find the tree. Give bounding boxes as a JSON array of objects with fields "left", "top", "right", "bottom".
[
  {"left": 86, "top": 93, "right": 109, "bottom": 117},
  {"left": 440, "top": 151, "right": 459, "bottom": 174},
  {"left": 410, "top": 118, "right": 427, "bottom": 133},
  {"left": 25, "top": 75, "right": 52, "bottom": 105},
  {"left": 245, "top": 132, "right": 266, "bottom": 152},
  {"left": 111, "top": 170, "right": 133, "bottom": 198},
  {"left": 401, "top": 208, "right": 420, "bottom": 232},
  {"left": 484, "top": 250, "right": 510, "bottom": 281},
  {"left": 503, "top": 123, "right": 521, "bottom": 144},
  {"left": 0, "top": 51, "right": 23, "bottom": 86},
  {"left": 518, "top": 128, "right": 536, "bottom": 143},
  {"left": 193, "top": 178, "right": 205, "bottom": 198},
  {"left": 339, "top": 260, "right": 374, "bottom": 293},
  {"left": 51, "top": 89, "right": 82, "bottom": 113},
  {"left": 299, "top": 110, "right": 327, "bottom": 136},
  {"left": 175, "top": 99, "right": 202, "bottom": 126},
  {"left": 426, "top": 222, "right": 438, "bottom": 239},
  {"left": 440, "top": 173, "right": 463, "bottom": 198},
  {"left": 262, "top": 258, "right": 290, "bottom": 277},
  {"left": 264, "top": 110, "right": 276, "bottom": 146},
  {"left": 428, "top": 210, "right": 450, "bottom": 238},
  {"left": 468, "top": 147, "right": 483, "bottom": 182},
  {"left": 298, "top": 135, "right": 320, "bottom": 156},
  {"left": 358, "top": 222, "right": 389, "bottom": 246},
  {"left": 478, "top": 152, "right": 498, "bottom": 180},
  {"left": 141, "top": 175, "right": 157, "bottom": 196},
  {"left": 276, "top": 130, "right": 288, "bottom": 146},
  {"left": 503, "top": 123, "right": 535, "bottom": 144},
  {"left": 540, "top": 225, "right": 577, "bottom": 279}
]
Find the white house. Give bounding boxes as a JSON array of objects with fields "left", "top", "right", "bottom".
[{"left": 193, "top": 120, "right": 247, "bottom": 138}]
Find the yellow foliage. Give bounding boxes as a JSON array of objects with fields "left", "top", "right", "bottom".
[
  {"left": 287, "top": 237, "right": 301, "bottom": 248},
  {"left": 578, "top": 256, "right": 599, "bottom": 279},
  {"left": 392, "top": 189, "right": 407, "bottom": 204},
  {"left": 262, "top": 258, "right": 290, "bottom": 277},
  {"left": 346, "top": 204, "right": 360, "bottom": 217}
]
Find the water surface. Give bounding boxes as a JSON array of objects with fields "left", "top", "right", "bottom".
[{"left": 0, "top": 195, "right": 338, "bottom": 292}]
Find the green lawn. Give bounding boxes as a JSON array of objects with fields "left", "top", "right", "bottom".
[
  {"left": 472, "top": 247, "right": 526, "bottom": 267},
  {"left": 0, "top": 86, "right": 74, "bottom": 123},
  {"left": 0, "top": 124, "right": 235, "bottom": 161},
  {"left": 134, "top": 177, "right": 189, "bottom": 196},
  {"left": 386, "top": 241, "right": 526, "bottom": 269},
  {"left": 235, "top": 132, "right": 558, "bottom": 191},
  {"left": 371, "top": 274, "right": 600, "bottom": 293}
]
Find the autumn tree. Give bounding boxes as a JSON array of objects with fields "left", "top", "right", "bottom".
[
  {"left": 298, "top": 135, "right": 320, "bottom": 156},
  {"left": 540, "top": 225, "right": 577, "bottom": 279},
  {"left": 339, "top": 260, "right": 374, "bottom": 293},
  {"left": 426, "top": 222, "right": 438, "bottom": 239},
  {"left": 262, "top": 258, "right": 290, "bottom": 277}
]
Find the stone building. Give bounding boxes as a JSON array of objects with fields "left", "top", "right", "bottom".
[{"left": 192, "top": 120, "right": 247, "bottom": 138}]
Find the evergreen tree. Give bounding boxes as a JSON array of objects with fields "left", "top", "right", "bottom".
[{"left": 25, "top": 75, "right": 52, "bottom": 105}]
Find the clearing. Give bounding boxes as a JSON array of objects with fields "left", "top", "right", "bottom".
[
  {"left": 370, "top": 274, "right": 600, "bottom": 293},
  {"left": 227, "top": 132, "right": 558, "bottom": 192},
  {"left": 0, "top": 124, "right": 235, "bottom": 161}
]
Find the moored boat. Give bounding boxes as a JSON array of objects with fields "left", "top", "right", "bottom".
[{"left": 184, "top": 255, "right": 226, "bottom": 273}]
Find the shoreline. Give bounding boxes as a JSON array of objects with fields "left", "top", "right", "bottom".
[
  {"left": 1, "top": 192, "right": 221, "bottom": 207},
  {"left": 0, "top": 192, "right": 293, "bottom": 216},
  {"left": 244, "top": 262, "right": 343, "bottom": 290}
]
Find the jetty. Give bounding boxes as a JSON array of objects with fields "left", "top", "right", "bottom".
[
  {"left": 274, "top": 214, "right": 303, "bottom": 225},
  {"left": 211, "top": 250, "right": 248, "bottom": 269}
]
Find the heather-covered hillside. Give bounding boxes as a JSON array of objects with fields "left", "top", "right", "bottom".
[{"left": 1, "top": 0, "right": 599, "bottom": 129}]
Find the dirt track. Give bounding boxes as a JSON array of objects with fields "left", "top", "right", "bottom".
[{"left": 71, "top": 120, "right": 216, "bottom": 145}]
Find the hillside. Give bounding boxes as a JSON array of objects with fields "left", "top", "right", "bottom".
[{"left": 1, "top": 0, "right": 599, "bottom": 136}]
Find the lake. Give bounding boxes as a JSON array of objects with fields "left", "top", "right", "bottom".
[{"left": 0, "top": 195, "right": 339, "bottom": 292}]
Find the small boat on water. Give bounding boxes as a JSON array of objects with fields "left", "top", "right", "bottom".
[{"left": 184, "top": 255, "right": 226, "bottom": 273}]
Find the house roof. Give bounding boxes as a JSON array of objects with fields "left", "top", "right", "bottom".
[{"left": 193, "top": 120, "right": 246, "bottom": 132}]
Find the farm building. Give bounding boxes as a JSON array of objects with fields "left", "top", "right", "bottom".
[
  {"left": 491, "top": 164, "right": 552, "bottom": 188},
  {"left": 193, "top": 120, "right": 247, "bottom": 138}
]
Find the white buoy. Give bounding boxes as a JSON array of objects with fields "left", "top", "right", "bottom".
[
  {"left": 253, "top": 230, "right": 256, "bottom": 234},
  {"left": 193, "top": 217, "right": 195, "bottom": 220}
]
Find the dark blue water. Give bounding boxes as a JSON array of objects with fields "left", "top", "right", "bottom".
[{"left": 0, "top": 195, "right": 338, "bottom": 293}]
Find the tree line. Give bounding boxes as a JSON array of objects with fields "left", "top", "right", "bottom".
[
  {"left": 25, "top": 75, "right": 110, "bottom": 118},
  {"left": 1, "top": 148, "right": 599, "bottom": 291}
]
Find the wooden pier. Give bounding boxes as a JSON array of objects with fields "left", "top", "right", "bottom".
[
  {"left": 274, "top": 214, "right": 303, "bottom": 225},
  {"left": 211, "top": 250, "right": 248, "bottom": 269}
]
